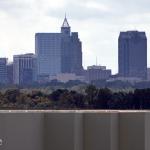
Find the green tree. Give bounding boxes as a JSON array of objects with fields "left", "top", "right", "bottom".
[
  {"left": 4, "top": 89, "right": 20, "bottom": 103},
  {"left": 85, "top": 85, "right": 98, "bottom": 108}
]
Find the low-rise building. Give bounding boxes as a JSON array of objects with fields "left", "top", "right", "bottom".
[
  {"left": 49, "top": 73, "right": 85, "bottom": 83},
  {"left": 107, "top": 77, "right": 143, "bottom": 84},
  {"left": 85, "top": 65, "right": 111, "bottom": 82}
]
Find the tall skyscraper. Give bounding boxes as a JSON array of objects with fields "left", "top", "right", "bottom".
[
  {"left": 13, "top": 53, "right": 36, "bottom": 85},
  {"left": 7, "top": 63, "right": 13, "bottom": 84},
  {"left": 61, "top": 17, "right": 83, "bottom": 75},
  {"left": 35, "top": 16, "right": 83, "bottom": 80},
  {"left": 0, "top": 58, "right": 8, "bottom": 84},
  {"left": 118, "top": 31, "right": 147, "bottom": 79},
  {"left": 35, "top": 33, "right": 62, "bottom": 77}
]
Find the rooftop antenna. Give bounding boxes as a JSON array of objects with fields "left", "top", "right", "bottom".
[
  {"left": 133, "top": 24, "right": 137, "bottom": 31},
  {"left": 96, "top": 57, "right": 98, "bottom": 66},
  {"left": 65, "top": 12, "right": 67, "bottom": 19}
]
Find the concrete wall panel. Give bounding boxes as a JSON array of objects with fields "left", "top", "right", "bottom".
[
  {"left": 119, "top": 112, "right": 145, "bottom": 150},
  {"left": 145, "top": 112, "right": 150, "bottom": 150},
  {"left": 0, "top": 113, "right": 44, "bottom": 150},
  {"left": 0, "top": 111, "right": 149, "bottom": 150},
  {"left": 44, "top": 112, "right": 75, "bottom": 150},
  {"left": 83, "top": 113, "right": 117, "bottom": 150}
]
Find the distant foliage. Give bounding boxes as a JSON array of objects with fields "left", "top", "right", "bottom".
[{"left": 1, "top": 85, "right": 150, "bottom": 110}]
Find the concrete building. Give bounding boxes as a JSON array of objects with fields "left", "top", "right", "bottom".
[
  {"left": 49, "top": 73, "right": 85, "bottom": 83},
  {"left": 86, "top": 65, "right": 111, "bottom": 82},
  {"left": 118, "top": 31, "right": 147, "bottom": 79},
  {"left": 107, "top": 77, "right": 143, "bottom": 84},
  {"left": 35, "top": 16, "right": 83, "bottom": 81},
  {"left": 13, "top": 53, "right": 36, "bottom": 85},
  {"left": 0, "top": 110, "right": 150, "bottom": 150},
  {"left": 0, "top": 58, "right": 7, "bottom": 84}
]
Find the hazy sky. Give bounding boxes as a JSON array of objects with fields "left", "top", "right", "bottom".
[{"left": 0, "top": 0, "right": 150, "bottom": 74}]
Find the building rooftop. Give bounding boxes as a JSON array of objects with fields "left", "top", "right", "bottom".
[
  {"left": 14, "top": 53, "right": 35, "bottom": 58},
  {"left": 87, "top": 65, "right": 107, "bottom": 70},
  {"left": 119, "top": 31, "right": 146, "bottom": 39}
]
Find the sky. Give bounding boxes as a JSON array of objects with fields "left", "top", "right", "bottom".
[{"left": 0, "top": 0, "right": 150, "bottom": 74}]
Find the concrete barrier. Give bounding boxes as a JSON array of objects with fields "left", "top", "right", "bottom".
[
  {"left": 0, "top": 110, "right": 149, "bottom": 150},
  {"left": 0, "top": 113, "right": 44, "bottom": 150}
]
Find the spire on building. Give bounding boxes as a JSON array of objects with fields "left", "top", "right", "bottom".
[{"left": 62, "top": 14, "right": 70, "bottom": 28}]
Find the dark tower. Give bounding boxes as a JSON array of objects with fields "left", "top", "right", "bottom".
[
  {"left": 61, "top": 16, "right": 83, "bottom": 75},
  {"left": 118, "top": 31, "right": 147, "bottom": 79}
]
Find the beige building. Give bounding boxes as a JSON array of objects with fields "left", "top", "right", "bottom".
[{"left": 49, "top": 73, "right": 85, "bottom": 83}]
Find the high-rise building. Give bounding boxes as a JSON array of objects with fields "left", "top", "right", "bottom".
[
  {"left": 35, "top": 16, "right": 83, "bottom": 80},
  {"left": 0, "top": 58, "right": 8, "bottom": 84},
  {"left": 61, "top": 17, "right": 83, "bottom": 75},
  {"left": 13, "top": 53, "right": 36, "bottom": 85},
  {"left": 35, "top": 33, "right": 62, "bottom": 77},
  {"left": 7, "top": 63, "right": 13, "bottom": 84},
  {"left": 118, "top": 31, "right": 147, "bottom": 79}
]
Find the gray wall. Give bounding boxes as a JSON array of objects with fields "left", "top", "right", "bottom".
[
  {"left": 0, "top": 113, "right": 44, "bottom": 150},
  {"left": 0, "top": 111, "right": 150, "bottom": 150}
]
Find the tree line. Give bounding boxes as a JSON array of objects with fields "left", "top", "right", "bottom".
[{"left": 0, "top": 85, "right": 150, "bottom": 110}]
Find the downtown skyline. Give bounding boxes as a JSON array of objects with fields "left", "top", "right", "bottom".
[{"left": 0, "top": 0, "right": 150, "bottom": 74}]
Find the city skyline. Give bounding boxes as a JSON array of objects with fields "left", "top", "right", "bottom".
[{"left": 0, "top": 0, "right": 150, "bottom": 74}]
